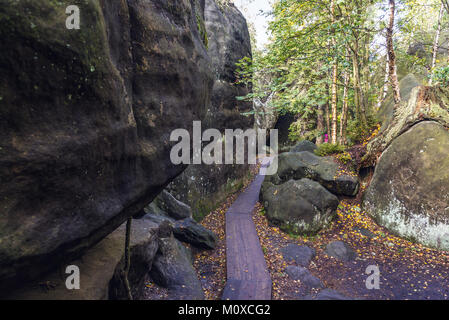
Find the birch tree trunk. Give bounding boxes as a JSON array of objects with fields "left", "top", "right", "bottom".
[
  {"left": 386, "top": 0, "right": 401, "bottom": 105},
  {"left": 330, "top": 0, "right": 338, "bottom": 145},
  {"left": 377, "top": 55, "right": 390, "bottom": 110},
  {"left": 339, "top": 70, "right": 350, "bottom": 145},
  {"left": 429, "top": 3, "right": 444, "bottom": 85},
  {"left": 316, "top": 104, "right": 325, "bottom": 145}
]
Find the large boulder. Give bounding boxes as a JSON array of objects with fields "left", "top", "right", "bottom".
[
  {"left": 260, "top": 178, "right": 339, "bottom": 235},
  {"left": 269, "top": 152, "right": 359, "bottom": 197},
  {"left": 0, "top": 0, "right": 213, "bottom": 289},
  {"left": 150, "top": 233, "right": 204, "bottom": 300},
  {"left": 167, "top": 0, "right": 254, "bottom": 221},
  {"left": 4, "top": 218, "right": 159, "bottom": 300},
  {"left": 364, "top": 121, "right": 449, "bottom": 250}
]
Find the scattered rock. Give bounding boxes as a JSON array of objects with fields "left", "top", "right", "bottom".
[
  {"left": 155, "top": 191, "right": 192, "bottom": 220},
  {"left": 285, "top": 266, "right": 323, "bottom": 288},
  {"left": 270, "top": 151, "right": 359, "bottom": 196},
  {"left": 355, "top": 227, "right": 376, "bottom": 239},
  {"left": 325, "top": 241, "right": 357, "bottom": 262},
  {"left": 261, "top": 178, "right": 339, "bottom": 235},
  {"left": 315, "top": 288, "right": 351, "bottom": 300},
  {"left": 173, "top": 218, "right": 217, "bottom": 250},
  {"left": 290, "top": 140, "right": 318, "bottom": 153},
  {"left": 281, "top": 244, "right": 315, "bottom": 267},
  {"left": 150, "top": 234, "right": 204, "bottom": 300}
]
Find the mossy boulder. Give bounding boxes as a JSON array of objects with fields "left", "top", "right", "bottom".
[
  {"left": 260, "top": 178, "right": 339, "bottom": 235},
  {"left": 268, "top": 152, "right": 359, "bottom": 197},
  {"left": 364, "top": 121, "right": 449, "bottom": 250}
]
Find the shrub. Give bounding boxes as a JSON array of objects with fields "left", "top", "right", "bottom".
[
  {"left": 314, "top": 143, "right": 346, "bottom": 156},
  {"left": 431, "top": 66, "right": 449, "bottom": 87},
  {"left": 346, "top": 114, "right": 378, "bottom": 145}
]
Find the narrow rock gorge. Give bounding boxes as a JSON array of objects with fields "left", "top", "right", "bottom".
[{"left": 0, "top": 0, "right": 249, "bottom": 295}]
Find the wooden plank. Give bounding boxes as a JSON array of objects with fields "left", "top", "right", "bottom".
[{"left": 223, "top": 158, "right": 273, "bottom": 300}]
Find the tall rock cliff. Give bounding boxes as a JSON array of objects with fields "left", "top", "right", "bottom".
[
  {"left": 0, "top": 0, "right": 213, "bottom": 289},
  {"left": 167, "top": 0, "right": 254, "bottom": 220}
]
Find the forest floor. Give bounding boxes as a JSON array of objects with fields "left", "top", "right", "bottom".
[
  {"left": 195, "top": 137, "right": 449, "bottom": 300},
  {"left": 252, "top": 198, "right": 449, "bottom": 300}
]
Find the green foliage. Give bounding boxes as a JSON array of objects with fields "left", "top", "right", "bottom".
[
  {"left": 336, "top": 151, "right": 352, "bottom": 164},
  {"left": 288, "top": 118, "right": 319, "bottom": 142},
  {"left": 346, "top": 114, "right": 378, "bottom": 145},
  {"left": 431, "top": 66, "right": 449, "bottom": 87},
  {"left": 314, "top": 143, "right": 346, "bottom": 157}
]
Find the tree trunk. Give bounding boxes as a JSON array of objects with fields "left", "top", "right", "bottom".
[
  {"left": 429, "top": 3, "right": 444, "bottom": 85},
  {"left": 339, "top": 70, "right": 350, "bottom": 145},
  {"left": 377, "top": 55, "right": 390, "bottom": 110},
  {"left": 442, "top": 0, "right": 449, "bottom": 14},
  {"left": 122, "top": 217, "right": 133, "bottom": 300},
  {"left": 386, "top": 0, "right": 401, "bottom": 105},
  {"left": 316, "top": 104, "right": 325, "bottom": 145},
  {"left": 330, "top": 0, "right": 338, "bottom": 145},
  {"left": 351, "top": 47, "right": 367, "bottom": 127},
  {"left": 325, "top": 100, "right": 331, "bottom": 141}
]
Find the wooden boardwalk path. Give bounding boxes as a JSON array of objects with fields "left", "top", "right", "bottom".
[{"left": 222, "top": 158, "right": 272, "bottom": 300}]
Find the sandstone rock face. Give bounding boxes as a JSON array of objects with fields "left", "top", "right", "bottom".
[
  {"left": 167, "top": 0, "right": 254, "bottom": 221},
  {"left": 364, "top": 121, "right": 449, "bottom": 250},
  {"left": 0, "top": 0, "right": 213, "bottom": 289},
  {"left": 203, "top": 0, "right": 253, "bottom": 130},
  {"left": 260, "top": 178, "right": 339, "bottom": 235},
  {"left": 269, "top": 152, "right": 359, "bottom": 197},
  {"left": 377, "top": 74, "right": 420, "bottom": 127},
  {"left": 365, "top": 83, "right": 449, "bottom": 166}
]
